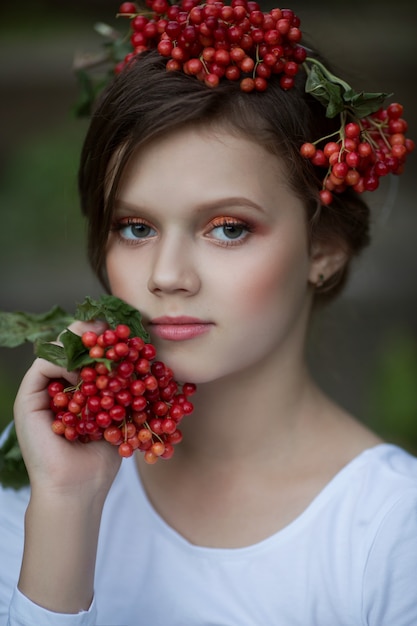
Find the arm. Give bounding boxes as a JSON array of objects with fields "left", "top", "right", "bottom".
[
  {"left": 12, "top": 322, "right": 122, "bottom": 616},
  {"left": 19, "top": 486, "right": 105, "bottom": 613}
]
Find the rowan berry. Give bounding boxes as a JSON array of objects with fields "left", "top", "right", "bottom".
[
  {"left": 51, "top": 419, "right": 65, "bottom": 436},
  {"left": 138, "top": 428, "right": 152, "bottom": 443},
  {"left": 144, "top": 450, "right": 158, "bottom": 464},
  {"left": 53, "top": 391, "right": 69, "bottom": 408},
  {"left": 132, "top": 15, "right": 148, "bottom": 31},
  {"left": 81, "top": 331, "right": 98, "bottom": 348},
  {"left": 96, "top": 412, "right": 112, "bottom": 429},
  {"left": 279, "top": 75, "right": 294, "bottom": 90},
  {"left": 64, "top": 426, "right": 78, "bottom": 441},
  {"left": 344, "top": 122, "right": 361, "bottom": 138},
  {"left": 161, "top": 443, "right": 175, "bottom": 459},
  {"left": 62, "top": 412, "right": 77, "bottom": 427},
  {"left": 182, "top": 382, "right": 197, "bottom": 396},
  {"left": 68, "top": 399, "right": 83, "bottom": 415},
  {"left": 118, "top": 2, "right": 137, "bottom": 15},
  {"left": 132, "top": 396, "right": 148, "bottom": 411},
  {"left": 104, "top": 426, "right": 123, "bottom": 445},
  {"left": 167, "top": 429, "right": 183, "bottom": 445},
  {"left": 118, "top": 442, "right": 134, "bottom": 457},
  {"left": 162, "top": 418, "right": 177, "bottom": 434},
  {"left": 332, "top": 162, "right": 348, "bottom": 179},
  {"left": 151, "top": 441, "right": 166, "bottom": 457},
  {"left": 300, "top": 143, "right": 316, "bottom": 159},
  {"left": 387, "top": 102, "right": 403, "bottom": 119},
  {"left": 319, "top": 189, "right": 333, "bottom": 205},
  {"left": 345, "top": 151, "right": 360, "bottom": 168},
  {"left": 240, "top": 77, "right": 255, "bottom": 92},
  {"left": 114, "top": 324, "right": 130, "bottom": 341},
  {"left": 100, "top": 395, "right": 115, "bottom": 411},
  {"left": 89, "top": 345, "right": 105, "bottom": 359},
  {"left": 80, "top": 366, "right": 97, "bottom": 382},
  {"left": 107, "top": 405, "right": 124, "bottom": 423},
  {"left": 169, "top": 404, "right": 184, "bottom": 421},
  {"left": 358, "top": 142, "right": 372, "bottom": 157}
]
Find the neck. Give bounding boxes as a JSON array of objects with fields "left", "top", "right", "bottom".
[{"left": 177, "top": 349, "right": 319, "bottom": 467}]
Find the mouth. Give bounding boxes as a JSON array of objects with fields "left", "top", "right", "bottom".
[{"left": 149, "top": 316, "right": 213, "bottom": 341}]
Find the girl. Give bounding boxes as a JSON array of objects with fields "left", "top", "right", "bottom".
[{"left": 1, "top": 1, "right": 416, "bottom": 624}]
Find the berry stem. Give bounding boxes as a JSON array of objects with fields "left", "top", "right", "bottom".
[
  {"left": 311, "top": 128, "right": 341, "bottom": 146},
  {"left": 365, "top": 117, "right": 392, "bottom": 150}
]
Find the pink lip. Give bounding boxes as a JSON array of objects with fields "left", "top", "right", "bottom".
[{"left": 150, "top": 316, "right": 212, "bottom": 341}]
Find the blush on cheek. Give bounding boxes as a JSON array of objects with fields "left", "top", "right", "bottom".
[{"left": 238, "top": 244, "right": 311, "bottom": 318}]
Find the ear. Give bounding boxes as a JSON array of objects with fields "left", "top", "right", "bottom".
[{"left": 308, "top": 239, "right": 349, "bottom": 287}]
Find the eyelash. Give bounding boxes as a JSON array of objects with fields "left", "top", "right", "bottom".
[
  {"left": 111, "top": 218, "right": 156, "bottom": 245},
  {"left": 206, "top": 217, "right": 254, "bottom": 246},
  {"left": 111, "top": 216, "right": 254, "bottom": 247}
]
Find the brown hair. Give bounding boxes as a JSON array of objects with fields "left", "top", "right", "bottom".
[{"left": 78, "top": 50, "right": 370, "bottom": 302}]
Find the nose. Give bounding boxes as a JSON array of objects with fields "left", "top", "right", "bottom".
[{"left": 147, "top": 233, "right": 201, "bottom": 296}]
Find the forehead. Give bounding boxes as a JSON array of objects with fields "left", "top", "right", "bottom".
[
  {"left": 110, "top": 124, "right": 309, "bottom": 233},
  {"left": 116, "top": 124, "right": 293, "bottom": 205}
]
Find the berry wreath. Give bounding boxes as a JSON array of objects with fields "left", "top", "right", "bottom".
[{"left": 73, "top": 0, "right": 414, "bottom": 206}]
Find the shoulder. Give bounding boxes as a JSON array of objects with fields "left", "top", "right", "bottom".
[
  {"left": 354, "top": 443, "right": 417, "bottom": 502},
  {"left": 330, "top": 444, "right": 417, "bottom": 524},
  {"left": 305, "top": 444, "right": 417, "bottom": 557},
  {"left": 300, "top": 445, "right": 417, "bottom": 624},
  {"left": 353, "top": 446, "right": 417, "bottom": 625}
]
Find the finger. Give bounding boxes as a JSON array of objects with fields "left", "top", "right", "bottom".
[
  {"left": 17, "top": 357, "right": 79, "bottom": 403},
  {"left": 67, "top": 319, "right": 108, "bottom": 337}
]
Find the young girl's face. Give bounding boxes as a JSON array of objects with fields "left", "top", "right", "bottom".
[{"left": 106, "top": 125, "right": 318, "bottom": 384}]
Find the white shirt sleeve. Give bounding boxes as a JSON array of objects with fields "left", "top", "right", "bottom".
[
  {"left": 362, "top": 494, "right": 417, "bottom": 626},
  {"left": 0, "top": 424, "right": 98, "bottom": 626},
  {"left": 7, "top": 587, "right": 97, "bottom": 626}
]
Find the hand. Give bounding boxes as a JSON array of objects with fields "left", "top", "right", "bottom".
[{"left": 14, "top": 321, "right": 122, "bottom": 499}]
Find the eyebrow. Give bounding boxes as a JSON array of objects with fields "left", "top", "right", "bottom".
[
  {"left": 194, "top": 197, "right": 266, "bottom": 214},
  {"left": 114, "top": 196, "right": 266, "bottom": 215}
]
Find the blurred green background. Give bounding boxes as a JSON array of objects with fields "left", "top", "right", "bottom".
[{"left": 1, "top": 0, "right": 416, "bottom": 453}]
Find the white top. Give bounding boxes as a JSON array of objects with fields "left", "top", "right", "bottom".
[{"left": 1, "top": 442, "right": 417, "bottom": 626}]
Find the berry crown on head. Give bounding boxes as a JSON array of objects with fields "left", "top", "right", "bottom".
[{"left": 74, "top": 0, "right": 414, "bottom": 205}]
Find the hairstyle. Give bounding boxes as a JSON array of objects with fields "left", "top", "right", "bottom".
[{"left": 78, "top": 49, "right": 370, "bottom": 303}]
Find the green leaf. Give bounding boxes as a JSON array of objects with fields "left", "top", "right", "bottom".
[
  {"left": 343, "top": 88, "right": 391, "bottom": 118},
  {"left": 61, "top": 329, "right": 93, "bottom": 371},
  {"left": 0, "top": 306, "right": 73, "bottom": 348},
  {"left": 305, "top": 64, "right": 345, "bottom": 118},
  {"left": 305, "top": 57, "right": 390, "bottom": 120},
  {"left": 35, "top": 342, "right": 68, "bottom": 368},
  {"left": 75, "top": 295, "right": 150, "bottom": 341},
  {"left": 34, "top": 296, "right": 149, "bottom": 369},
  {"left": 35, "top": 328, "right": 97, "bottom": 372},
  {"left": 0, "top": 423, "right": 29, "bottom": 489}
]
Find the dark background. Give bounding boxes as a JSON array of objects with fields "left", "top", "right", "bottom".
[{"left": 1, "top": 0, "right": 416, "bottom": 451}]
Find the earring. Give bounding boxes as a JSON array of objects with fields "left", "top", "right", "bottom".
[{"left": 316, "top": 273, "right": 325, "bottom": 288}]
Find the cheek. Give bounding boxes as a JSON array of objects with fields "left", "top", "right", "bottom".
[
  {"left": 225, "top": 239, "right": 311, "bottom": 319},
  {"left": 106, "top": 247, "right": 145, "bottom": 297},
  {"left": 105, "top": 253, "right": 124, "bottom": 295}
]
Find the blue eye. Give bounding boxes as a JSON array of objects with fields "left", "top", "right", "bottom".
[
  {"left": 208, "top": 218, "right": 251, "bottom": 245},
  {"left": 117, "top": 220, "right": 156, "bottom": 241},
  {"left": 214, "top": 223, "right": 246, "bottom": 240}
]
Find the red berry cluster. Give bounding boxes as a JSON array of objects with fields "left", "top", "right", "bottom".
[
  {"left": 300, "top": 102, "right": 415, "bottom": 205},
  {"left": 47, "top": 324, "right": 196, "bottom": 464},
  {"left": 117, "top": 0, "right": 306, "bottom": 92}
]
